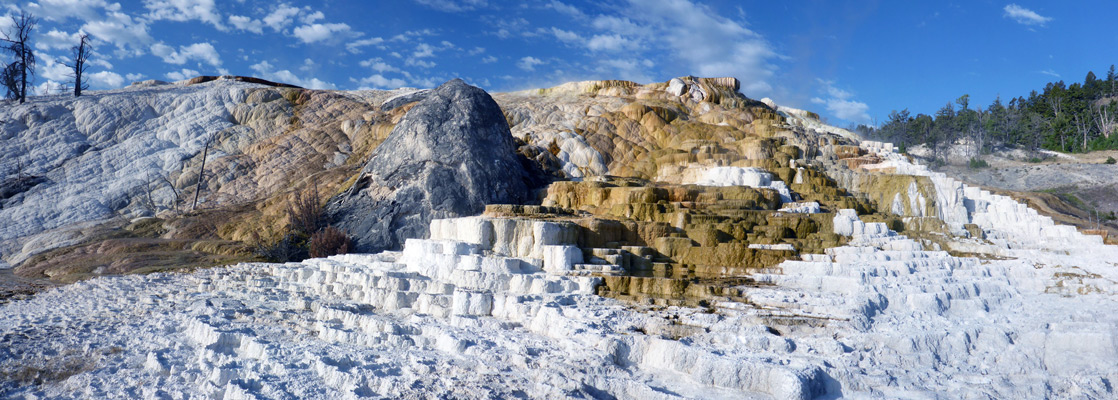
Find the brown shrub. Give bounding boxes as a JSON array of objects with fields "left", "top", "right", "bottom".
[{"left": 310, "top": 226, "right": 352, "bottom": 258}]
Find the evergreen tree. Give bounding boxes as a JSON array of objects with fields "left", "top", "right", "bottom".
[
  {"left": 1108, "top": 65, "right": 1116, "bottom": 96},
  {"left": 1085, "top": 71, "right": 1100, "bottom": 93},
  {"left": 873, "top": 66, "right": 1118, "bottom": 156}
]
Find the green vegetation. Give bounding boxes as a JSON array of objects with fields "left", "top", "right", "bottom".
[
  {"left": 1106, "top": 156, "right": 1116, "bottom": 164},
  {"left": 856, "top": 66, "right": 1118, "bottom": 160},
  {"left": 968, "top": 158, "right": 989, "bottom": 169}
]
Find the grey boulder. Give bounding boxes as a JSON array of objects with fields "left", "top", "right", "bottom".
[{"left": 327, "top": 79, "right": 536, "bottom": 252}]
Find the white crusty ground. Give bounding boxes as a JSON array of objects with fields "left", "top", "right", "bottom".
[
  {"left": 0, "top": 233, "right": 823, "bottom": 400},
  {"left": 2, "top": 202, "right": 1117, "bottom": 399}
]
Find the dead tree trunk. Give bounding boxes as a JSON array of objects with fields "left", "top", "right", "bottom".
[
  {"left": 1096, "top": 104, "right": 1115, "bottom": 139},
  {"left": 69, "top": 33, "right": 90, "bottom": 97},
  {"left": 1, "top": 11, "right": 37, "bottom": 103},
  {"left": 191, "top": 136, "right": 213, "bottom": 211}
]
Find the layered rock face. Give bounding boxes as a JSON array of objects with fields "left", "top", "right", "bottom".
[{"left": 327, "top": 79, "right": 535, "bottom": 253}]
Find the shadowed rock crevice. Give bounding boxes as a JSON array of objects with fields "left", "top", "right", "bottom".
[{"left": 327, "top": 79, "right": 540, "bottom": 252}]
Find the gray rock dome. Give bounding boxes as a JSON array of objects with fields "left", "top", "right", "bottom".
[{"left": 328, "top": 79, "right": 533, "bottom": 252}]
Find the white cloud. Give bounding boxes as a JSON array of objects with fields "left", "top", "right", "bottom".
[
  {"left": 1039, "top": 69, "right": 1061, "bottom": 78},
  {"left": 249, "top": 60, "right": 336, "bottom": 89},
  {"left": 0, "top": 13, "right": 11, "bottom": 34},
  {"left": 413, "top": 0, "right": 487, "bottom": 12},
  {"left": 389, "top": 29, "right": 435, "bottom": 42},
  {"left": 413, "top": 43, "right": 436, "bottom": 58},
  {"left": 598, "top": 58, "right": 654, "bottom": 83},
  {"left": 299, "top": 58, "right": 318, "bottom": 72},
  {"left": 404, "top": 42, "right": 455, "bottom": 68},
  {"left": 586, "top": 34, "right": 637, "bottom": 52},
  {"left": 517, "top": 56, "right": 544, "bottom": 71},
  {"left": 488, "top": 17, "right": 531, "bottom": 39},
  {"left": 89, "top": 59, "right": 113, "bottom": 69},
  {"left": 589, "top": 0, "right": 779, "bottom": 95},
  {"left": 346, "top": 37, "right": 385, "bottom": 53},
  {"left": 81, "top": 11, "right": 154, "bottom": 56},
  {"left": 358, "top": 74, "right": 407, "bottom": 89},
  {"left": 25, "top": 0, "right": 110, "bottom": 21},
  {"left": 468, "top": 47, "right": 485, "bottom": 56},
  {"left": 151, "top": 42, "right": 222, "bottom": 67},
  {"left": 292, "top": 23, "right": 353, "bottom": 43},
  {"left": 528, "top": 0, "right": 779, "bottom": 95},
  {"left": 35, "top": 29, "right": 83, "bottom": 51},
  {"left": 34, "top": 53, "right": 122, "bottom": 91},
  {"left": 591, "top": 15, "right": 651, "bottom": 38},
  {"left": 410, "top": 76, "right": 443, "bottom": 88},
  {"left": 549, "top": 27, "right": 582, "bottom": 43},
  {"left": 360, "top": 58, "right": 399, "bottom": 73},
  {"left": 1004, "top": 4, "right": 1051, "bottom": 27},
  {"left": 263, "top": 4, "right": 301, "bottom": 32},
  {"left": 811, "top": 80, "right": 870, "bottom": 123},
  {"left": 165, "top": 68, "right": 200, "bottom": 81},
  {"left": 481, "top": 55, "right": 497, "bottom": 63},
  {"left": 301, "top": 11, "right": 325, "bottom": 24},
  {"left": 126, "top": 73, "right": 146, "bottom": 81},
  {"left": 406, "top": 59, "right": 436, "bottom": 68},
  {"left": 228, "top": 15, "right": 263, "bottom": 34},
  {"left": 37, "top": 53, "right": 72, "bottom": 82},
  {"left": 144, "top": 0, "right": 226, "bottom": 31},
  {"left": 546, "top": 1, "right": 583, "bottom": 18},
  {"left": 88, "top": 70, "right": 124, "bottom": 88}
]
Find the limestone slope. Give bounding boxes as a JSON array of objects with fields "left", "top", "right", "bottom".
[{"left": 0, "top": 77, "right": 403, "bottom": 271}]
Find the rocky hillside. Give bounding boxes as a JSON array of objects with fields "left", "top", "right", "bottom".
[
  {"left": 1, "top": 77, "right": 404, "bottom": 276},
  {"left": 1, "top": 75, "right": 1117, "bottom": 399}
]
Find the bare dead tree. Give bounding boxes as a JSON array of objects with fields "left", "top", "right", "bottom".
[
  {"left": 67, "top": 33, "right": 91, "bottom": 97},
  {"left": 159, "top": 173, "right": 181, "bottom": 212},
  {"left": 191, "top": 135, "right": 216, "bottom": 211},
  {"left": 1, "top": 11, "right": 37, "bottom": 103},
  {"left": 142, "top": 174, "right": 159, "bottom": 215},
  {"left": 1049, "top": 94, "right": 1063, "bottom": 119},
  {"left": 1073, "top": 113, "right": 1090, "bottom": 152},
  {"left": 1095, "top": 102, "right": 1116, "bottom": 140}
]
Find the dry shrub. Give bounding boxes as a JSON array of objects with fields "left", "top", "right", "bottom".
[
  {"left": 286, "top": 184, "right": 323, "bottom": 235},
  {"left": 253, "top": 232, "right": 308, "bottom": 263},
  {"left": 255, "top": 184, "right": 354, "bottom": 262},
  {"left": 251, "top": 184, "right": 323, "bottom": 263},
  {"left": 310, "top": 226, "right": 352, "bottom": 258}
]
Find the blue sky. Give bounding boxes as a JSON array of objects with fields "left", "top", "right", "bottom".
[{"left": 3, "top": 0, "right": 1116, "bottom": 126}]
